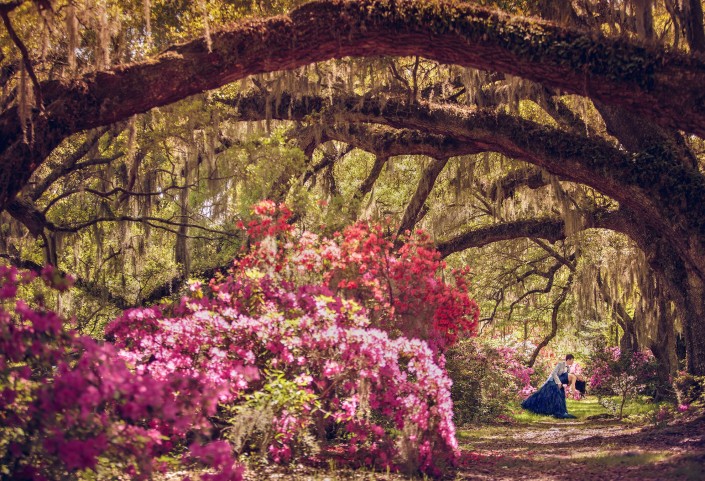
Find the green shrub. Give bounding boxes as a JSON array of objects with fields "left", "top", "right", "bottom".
[{"left": 445, "top": 339, "right": 533, "bottom": 424}]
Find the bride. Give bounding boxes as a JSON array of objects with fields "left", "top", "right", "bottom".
[{"left": 521, "top": 354, "right": 577, "bottom": 419}]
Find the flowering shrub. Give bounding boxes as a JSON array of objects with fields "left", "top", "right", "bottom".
[
  {"left": 234, "top": 201, "right": 479, "bottom": 351},
  {"left": 110, "top": 292, "right": 459, "bottom": 474},
  {"left": 587, "top": 346, "right": 620, "bottom": 394},
  {"left": 1, "top": 201, "right": 474, "bottom": 478},
  {"left": 588, "top": 346, "right": 657, "bottom": 393},
  {"left": 499, "top": 345, "right": 536, "bottom": 399},
  {"left": 107, "top": 201, "right": 467, "bottom": 476},
  {"left": 445, "top": 339, "right": 534, "bottom": 424},
  {"left": 586, "top": 345, "right": 658, "bottom": 418},
  {"left": 0, "top": 265, "right": 242, "bottom": 481}
]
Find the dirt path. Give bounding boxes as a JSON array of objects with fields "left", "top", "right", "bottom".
[
  {"left": 234, "top": 415, "right": 705, "bottom": 480},
  {"left": 456, "top": 415, "right": 705, "bottom": 481}
]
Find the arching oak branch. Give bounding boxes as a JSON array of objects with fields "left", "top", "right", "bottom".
[
  {"left": 232, "top": 91, "right": 704, "bottom": 250},
  {"left": 227, "top": 90, "right": 705, "bottom": 281},
  {"left": 437, "top": 218, "right": 568, "bottom": 257},
  {"left": 2, "top": 0, "right": 705, "bottom": 209},
  {"left": 436, "top": 209, "right": 629, "bottom": 258}
]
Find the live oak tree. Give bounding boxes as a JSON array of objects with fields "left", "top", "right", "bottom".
[{"left": 2, "top": 0, "right": 705, "bottom": 375}]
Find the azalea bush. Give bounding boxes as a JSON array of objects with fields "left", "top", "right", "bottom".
[
  {"left": 232, "top": 201, "right": 479, "bottom": 351},
  {"left": 0, "top": 265, "right": 241, "bottom": 481},
  {"left": 109, "top": 283, "right": 459, "bottom": 475},
  {"left": 1, "top": 201, "right": 477, "bottom": 479},
  {"left": 587, "top": 344, "right": 658, "bottom": 418},
  {"left": 445, "top": 339, "right": 534, "bottom": 424},
  {"left": 108, "top": 200, "right": 475, "bottom": 476}
]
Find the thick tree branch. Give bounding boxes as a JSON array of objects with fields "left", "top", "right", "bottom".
[
  {"left": 485, "top": 168, "right": 547, "bottom": 202},
  {"left": 6, "top": 195, "right": 54, "bottom": 236},
  {"left": 531, "top": 238, "right": 576, "bottom": 272},
  {"left": 53, "top": 215, "right": 236, "bottom": 238},
  {"left": 318, "top": 123, "right": 484, "bottom": 160},
  {"left": 595, "top": 101, "right": 699, "bottom": 170},
  {"left": 3, "top": 0, "right": 705, "bottom": 209},
  {"left": 230, "top": 90, "right": 699, "bottom": 241},
  {"left": 302, "top": 144, "right": 353, "bottom": 185},
  {"left": 397, "top": 157, "right": 448, "bottom": 236},
  {"left": 0, "top": 7, "right": 42, "bottom": 110},
  {"left": 30, "top": 127, "right": 114, "bottom": 200},
  {"left": 539, "top": 90, "right": 599, "bottom": 137},
  {"left": 299, "top": 125, "right": 552, "bottom": 222},
  {"left": 528, "top": 273, "right": 574, "bottom": 367},
  {"left": 358, "top": 154, "right": 388, "bottom": 199},
  {"left": 40, "top": 183, "right": 191, "bottom": 214},
  {"left": 437, "top": 218, "right": 567, "bottom": 257},
  {"left": 436, "top": 208, "right": 628, "bottom": 258}
]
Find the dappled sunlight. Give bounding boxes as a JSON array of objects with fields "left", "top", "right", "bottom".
[{"left": 455, "top": 410, "right": 705, "bottom": 480}]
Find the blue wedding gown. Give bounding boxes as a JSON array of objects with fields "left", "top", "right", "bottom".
[{"left": 521, "top": 372, "right": 576, "bottom": 418}]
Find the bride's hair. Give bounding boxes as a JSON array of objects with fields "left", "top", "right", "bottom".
[{"left": 565, "top": 354, "right": 574, "bottom": 361}]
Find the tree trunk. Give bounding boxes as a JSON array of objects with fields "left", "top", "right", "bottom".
[
  {"left": 175, "top": 185, "right": 191, "bottom": 278},
  {"left": 641, "top": 235, "right": 705, "bottom": 376},
  {"left": 597, "top": 270, "right": 640, "bottom": 353},
  {"left": 683, "top": 270, "right": 705, "bottom": 375},
  {"left": 649, "top": 295, "right": 677, "bottom": 401},
  {"left": 619, "top": 324, "right": 639, "bottom": 354},
  {"left": 684, "top": 0, "right": 705, "bottom": 52},
  {"left": 593, "top": 94, "right": 705, "bottom": 376}
]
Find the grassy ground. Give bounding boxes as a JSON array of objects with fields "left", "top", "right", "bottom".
[{"left": 510, "top": 396, "right": 662, "bottom": 423}]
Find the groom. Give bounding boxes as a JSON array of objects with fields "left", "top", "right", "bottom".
[
  {"left": 551, "top": 354, "right": 586, "bottom": 397},
  {"left": 550, "top": 353, "right": 575, "bottom": 390}
]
